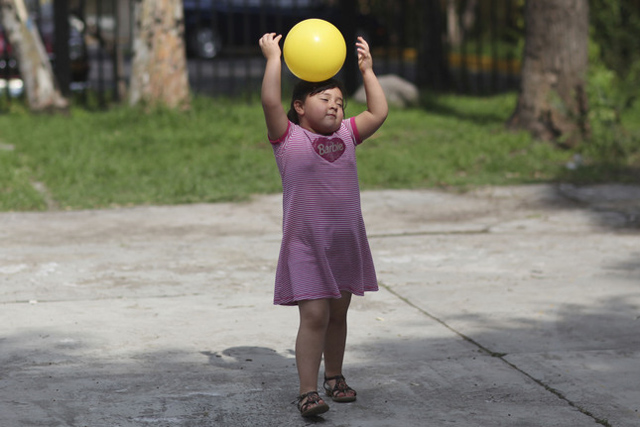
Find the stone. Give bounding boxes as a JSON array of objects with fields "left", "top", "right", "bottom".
[{"left": 353, "top": 74, "right": 419, "bottom": 108}]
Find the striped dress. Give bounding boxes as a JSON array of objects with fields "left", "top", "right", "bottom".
[{"left": 270, "top": 118, "right": 378, "bottom": 306}]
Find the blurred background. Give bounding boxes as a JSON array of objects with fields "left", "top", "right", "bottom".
[
  {"left": 0, "top": 0, "right": 528, "bottom": 105},
  {"left": 0, "top": 0, "right": 638, "bottom": 108}
]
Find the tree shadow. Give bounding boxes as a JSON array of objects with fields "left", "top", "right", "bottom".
[
  {"left": 419, "top": 92, "right": 511, "bottom": 126},
  {"left": 346, "top": 292, "right": 640, "bottom": 427},
  {"left": 201, "top": 346, "right": 295, "bottom": 371},
  {"left": 560, "top": 164, "right": 640, "bottom": 185},
  {"left": 0, "top": 332, "right": 353, "bottom": 426},
  {"left": 2, "top": 288, "right": 639, "bottom": 426},
  {"left": 417, "top": 92, "right": 640, "bottom": 193},
  {"left": 553, "top": 183, "right": 640, "bottom": 230}
]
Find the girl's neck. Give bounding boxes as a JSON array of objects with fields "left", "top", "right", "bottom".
[{"left": 299, "top": 120, "right": 336, "bottom": 136}]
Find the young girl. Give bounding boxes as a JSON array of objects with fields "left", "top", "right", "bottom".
[{"left": 259, "top": 32, "right": 388, "bottom": 417}]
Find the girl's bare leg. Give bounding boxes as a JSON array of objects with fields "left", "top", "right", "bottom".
[
  {"left": 296, "top": 298, "right": 330, "bottom": 397},
  {"left": 323, "top": 291, "right": 356, "bottom": 398}
]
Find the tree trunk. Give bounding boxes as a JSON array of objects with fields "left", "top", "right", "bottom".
[
  {"left": 446, "top": 0, "right": 478, "bottom": 48},
  {"left": 507, "top": 0, "right": 590, "bottom": 147},
  {"left": 0, "top": 0, "right": 68, "bottom": 112},
  {"left": 129, "top": 0, "right": 190, "bottom": 110},
  {"left": 446, "top": 0, "right": 461, "bottom": 47}
]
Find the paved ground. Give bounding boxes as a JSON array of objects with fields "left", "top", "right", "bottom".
[{"left": 1, "top": 184, "right": 639, "bottom": 427}]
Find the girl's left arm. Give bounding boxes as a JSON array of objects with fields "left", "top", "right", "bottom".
[{"left": 353, "top": 37, "right": 388, "bottom": 141}]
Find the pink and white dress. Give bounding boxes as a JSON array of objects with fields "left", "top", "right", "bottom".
[{"left": 270, "top": 118, "right": 378, "bottom": 306}]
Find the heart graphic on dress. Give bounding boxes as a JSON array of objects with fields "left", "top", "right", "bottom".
[{"left": 312, "top": 137, "right": 345, "bottom": 163}]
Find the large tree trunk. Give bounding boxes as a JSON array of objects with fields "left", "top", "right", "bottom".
[
  {"left": 446, "top": 0, "right": 478, "bottom": 48},
  {"left": 507, "top": 0, "right": 590, "bottom": 147},
  {"left": 129, "top": 0, "right": 190, "bottom": 110},
  {"left": 0, "top": 0, "right": 68, "bottom": 112}
]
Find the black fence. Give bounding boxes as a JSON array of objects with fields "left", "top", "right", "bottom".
[{"left": 1, "top": 0, "right": 524, "bottom": 110}]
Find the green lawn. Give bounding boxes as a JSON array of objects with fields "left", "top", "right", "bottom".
[{"left": 0, "top": 93, "right": 637, "bottom": 211}]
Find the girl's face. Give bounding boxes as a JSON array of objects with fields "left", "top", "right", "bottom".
[{"left": 295, "top": 87, "right": 345, "bottom": 135}]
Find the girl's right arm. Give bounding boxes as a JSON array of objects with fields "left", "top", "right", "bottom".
[{"left": 259, "top": 33, "right": 289, "bottom": 141}]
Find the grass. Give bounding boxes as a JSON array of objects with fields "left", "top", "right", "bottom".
[
  {"left": 357, "top": 94, "right": 567, "bottom": 189},
  {"left": 0, "top": 93, "right": 637, "bottom": 211}
]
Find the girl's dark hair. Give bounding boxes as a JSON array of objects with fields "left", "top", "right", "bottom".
[{"left": 286, "top": 78, "right": 347, "bottom": 124}]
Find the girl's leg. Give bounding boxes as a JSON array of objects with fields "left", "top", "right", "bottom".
[
  {"left": 323, "top": 291, "right": 356, "bottom": 398},
  {"left": 296, "top": 298, "right": 330, "bottom": 396}
]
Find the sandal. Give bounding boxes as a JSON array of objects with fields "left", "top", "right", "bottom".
[
  {"left": 294, "top": 391, "right": 329, "bottom": 417},
  {"left": 323, "top": 374, "right": 357, "bottom": 402}
]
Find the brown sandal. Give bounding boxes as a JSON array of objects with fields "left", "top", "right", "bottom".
[
  {"left": 323, "top": 374, "right": 357, "bottom": 402},
  {"left": 294, "top": 391, "right": 329, "bottom": 417}
]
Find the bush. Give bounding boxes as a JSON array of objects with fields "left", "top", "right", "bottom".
[
  {"left": 584, "top": 0, "right": 640, "bottom": 164},
  {"left": 590, "top": 0, "right": 640, "bottom": 105}
]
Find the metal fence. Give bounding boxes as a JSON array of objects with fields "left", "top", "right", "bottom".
[{"left": 1, "top": 0, "right": 524, "bottom": 110}]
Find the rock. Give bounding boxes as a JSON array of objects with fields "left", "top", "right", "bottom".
[{"left": 353, "top": 74, "right": 419, "bottom": 108}]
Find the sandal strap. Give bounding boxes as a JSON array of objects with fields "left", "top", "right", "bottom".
[
  {"left": 293, "top": 390, "right": 322, "bottom": 412},
  {"left": 325, "top": 374, "right": 346, "bottom": 382},
  {"left": 323, "top": 374, "right": 356, "bottom": 395}
]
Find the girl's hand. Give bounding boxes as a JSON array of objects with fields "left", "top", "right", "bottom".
[
  {"left": 356, "top": 36, "right": 373, "bottom": 73},
  {"left": 259, "top": 33, "right": 283, "bottom": 61}
]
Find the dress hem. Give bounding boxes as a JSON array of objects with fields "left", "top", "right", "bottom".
[{"left": 273, "top": 287, "right": 378, "bottom": 306}]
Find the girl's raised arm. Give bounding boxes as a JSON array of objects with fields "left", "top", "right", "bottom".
[
  {"left": 259, "top": 33, "right": 289, "bottom": 141},
  {"left": 353, "top": 37, "right": 388, "bottom": 141}
]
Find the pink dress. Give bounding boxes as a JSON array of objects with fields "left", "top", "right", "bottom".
[{"left": 270, "top": 118, "right": 378, "bottom": 306}]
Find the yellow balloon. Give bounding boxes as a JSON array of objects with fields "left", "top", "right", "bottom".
[{"left": 283, "top": 19, "right": 346, "bottom": 82}]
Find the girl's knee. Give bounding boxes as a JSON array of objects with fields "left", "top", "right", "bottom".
[{"left": 299, "top": 300, "right": 330, "bottom": 330}]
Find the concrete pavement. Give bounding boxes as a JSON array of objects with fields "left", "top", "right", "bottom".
[{"left": 1, "top": 184, "right": 639, "bottom": 426}]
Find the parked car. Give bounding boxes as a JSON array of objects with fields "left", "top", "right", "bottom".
[
  {"left": 0, "top": 3, "right": 89, "bottom": 96},
  {"left": 183, "top": 0, "right": 386, "bottom": 58},
  {"left": 0, "top": 25, "right": 22, "bottom": 96}
]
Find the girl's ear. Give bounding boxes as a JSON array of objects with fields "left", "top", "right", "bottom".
[{"left": 294, "top": 99, "right": 305, "bottom": 116}]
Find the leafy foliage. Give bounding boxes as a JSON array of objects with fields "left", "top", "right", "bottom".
[
  {"left": 584, "top": 1, "right": 640, "bottom": 166},
  {"left": 590, "top": 0, "right": 640, "bottom": 91}
]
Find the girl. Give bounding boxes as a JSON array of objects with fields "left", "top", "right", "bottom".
[{"left": 259, "top": 32, "right": 388, "bottom": 417}]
